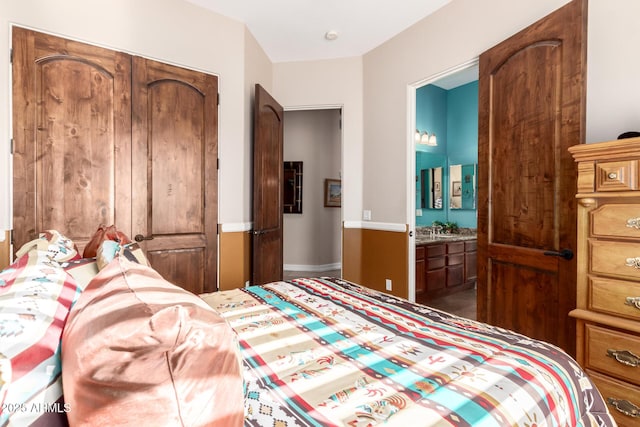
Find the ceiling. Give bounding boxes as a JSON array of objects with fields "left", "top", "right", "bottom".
[{"left": 184, "top": 0, "right": 452, "bottom": 63}]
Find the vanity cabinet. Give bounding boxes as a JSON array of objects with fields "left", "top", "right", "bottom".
[
  {"left": 416, "top": 238, "right": 476, "bottom": 302},
  {"left": 464, "top": 240, "right": 477, "bottom": 284},
  {"left": 569, "top": 138, "right": 640, "bottom": 426}
]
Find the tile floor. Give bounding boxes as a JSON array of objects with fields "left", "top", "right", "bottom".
[{"left": 283, "top": 269, "right": 477, "bottom": 320}]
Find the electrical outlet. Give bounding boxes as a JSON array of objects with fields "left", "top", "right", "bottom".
[
  {"left": 363, "top": 210, "right": 372, "bottom": 221},
  {"left": 245, "top": 280, "right": 250, "bottom": 288},
  {"left": 385, "top": 279, "right": 392, "bottom": 291},
  {"left": 416, "top": 209, "right": 423, "bottom": 217}
]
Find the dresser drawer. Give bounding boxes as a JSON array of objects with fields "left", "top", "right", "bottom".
[
  {"left": 585, "top": 324, "right": 640, "bottom": 387},
  {"left": 588, "top": 370, "right": 640, "bottom": 427},
  {"left": 589, "top": 276, "right": 640, "bottom": 321},
  {"left": 591, "top": 204, "right": 640, "bottom": 239},
  {"left": 595, "top": 160, "right": 638, "bottom": 192},
  {"left": 590, "top": 240, "right": 640, "bottom": 280}
]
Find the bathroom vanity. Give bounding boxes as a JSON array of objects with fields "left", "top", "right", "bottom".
[{"left": 415, "top": 233, "right": 477, "bottom": 303}]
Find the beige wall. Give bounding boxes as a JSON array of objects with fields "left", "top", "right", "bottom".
[
  {"left": 283, "top": 109, "right": 341, "bottom": 270},
  {"left": 273, "top": 58, "right": 364, "bottom": 223},
  {"left": 0, "top": 0, "right": 262, "bottom": 231},
  {"left": 586, "top": 0, "right": 640, "bottom": 143},
  {"left": 361, "top": 0, "right": 574, "bottom": 225},
  {"left": 361, "top": 0, "right": 640, "bottom": 225},
  {"left": 240, "top": 28, "right": 273, "bottom": 224},
  {"left": 3, "top": 0, "right": 640, "bottom": 290}
]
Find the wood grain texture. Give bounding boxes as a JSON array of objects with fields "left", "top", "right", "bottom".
[
  {"left": 252, "top": 85, "right": 284, "bottom": 285},
  {"left": 571, "top": 138, "right": 640, "bottom": 426},
  {"left": 588, "top": 371, "right": 640, "bottom": 427},
  {"left": 12, "top": 28, "right": 218, "bottom": 294},
  {"left": 132, "top": 56, "right": 218, "bottom": 294},
  {"left": 12, "top": 27, "right": 131, "bottom": 252},
  {"left": 477, "top": 0, "right": 587, "bottom": 355}
]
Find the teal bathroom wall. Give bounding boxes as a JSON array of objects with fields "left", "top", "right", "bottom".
[
  {"left": 415, "top": 85, "right": 447, "bottom": 226},
  {"left": 416, "top": 80, "right": 478, "bottom": 228}
]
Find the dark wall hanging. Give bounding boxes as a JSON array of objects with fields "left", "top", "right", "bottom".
[{"left": 284, "top": 161, "right": 303, "bottom": 214}]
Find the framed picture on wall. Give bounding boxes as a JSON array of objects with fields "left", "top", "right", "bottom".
[
  {"left": 452, "top": 181, "right": 462, "bottom": 196},
  {"left": 324, "top": 179, "right": 341, "bottom": 207}
]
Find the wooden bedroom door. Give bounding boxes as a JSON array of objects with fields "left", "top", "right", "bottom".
[
  {"left": 132, "top": 57, "right": 218, "bottom": 294},
  {"left": 477, "top": 0, "right": 586, "bottom": 355},
  {"left": 12, "top": 27, "right": 132, "bottom": 251},
  {"left": 252, "top": 84, "right": 284, "bottom": 285}
]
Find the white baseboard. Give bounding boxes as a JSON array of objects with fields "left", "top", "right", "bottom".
[{"left": 284, "top": 262, "right": 341, "bottom": 272}]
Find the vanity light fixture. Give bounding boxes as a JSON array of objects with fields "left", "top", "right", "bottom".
[{"left": 416, "top": 130, "right": 438, "bottom": 146}]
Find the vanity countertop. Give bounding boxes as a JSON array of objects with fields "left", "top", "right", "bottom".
[{"left": 415, "top": 234, "right": 476, "bottom": 245}]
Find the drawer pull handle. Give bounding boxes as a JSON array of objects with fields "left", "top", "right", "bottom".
[
  {"left": 608, "top": 172, "right": 618, "bottom": 179},
  {"left": 607, "top": 349, "right": 640, "bottom": 367},
  {"left": 627, "top": 218, "right": 640, "bottom": 229},
  {"left": 607, "top": 397, "right": 640, "bottom": 418},
  {"left": 625, "top": 257, "right": 640, "bottom": 269},
  {"left": 626, "top": 296, "right": 640, "bottom": 310}
]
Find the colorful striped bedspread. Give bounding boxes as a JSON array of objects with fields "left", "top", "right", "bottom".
[{"left": 202, "top": 277, "right": 615, "bottom": 427}]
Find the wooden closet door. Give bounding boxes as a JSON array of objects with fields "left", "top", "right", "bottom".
[
  {"left": 132, "top": 57, "right": 218, "bottom": 294},
  {"left": 12, "top": 27, "right": 132, "bottom": 252}
]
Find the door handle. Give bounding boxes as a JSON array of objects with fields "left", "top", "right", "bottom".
[
  {"left": 134, "top": 234, "right": 154, "bottom": 242},
  {"left": 543, "top": 248, "right": 573, "bottom": 260}
]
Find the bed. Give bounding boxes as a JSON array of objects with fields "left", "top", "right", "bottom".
[
  {"left": 0, "top": 230, "right": 616, "bottom": 426},
  {"left": 201, "top": 277, "right": 616, "bottom": 427}
]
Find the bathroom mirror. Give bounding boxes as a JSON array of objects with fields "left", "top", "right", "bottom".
[
  {"left": 449, "top": 163, "right": 476, "bottom": 210},
  {"left": 421, "top": 167, "right": 444, "bottom": 209},
  {"left": 284, "top": 161, "right": 303, "bottom": 213}
]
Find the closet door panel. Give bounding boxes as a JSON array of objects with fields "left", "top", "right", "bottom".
[
  {"left": 132, "top": 57, "right": 218, "bottom": 294},
  {"left": 148, "top": 82, "right": 204, "bottom": 234},
  {"left": 12, "top": 27, "right": 132, "bottom": 253}
]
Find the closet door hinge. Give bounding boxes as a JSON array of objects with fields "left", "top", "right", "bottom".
[
  {"left": 10, "top": 230, "right": 15, "bottom": 247},
  {"left": 217, "top": 158, "right": 219, "bottom": 170},
  {"left": 9, "top": 48, "right": 12, "bottom": 64},
  {"left": 217, "top": 92, "right": 220, "bottom": 106},
  {"left": 10, "top": 138, "right": 14, "bottom": 154}
]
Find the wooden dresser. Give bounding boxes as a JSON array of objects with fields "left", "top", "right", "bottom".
[{"left": 570, "top": 138, "right": 640, "bottom": 426}]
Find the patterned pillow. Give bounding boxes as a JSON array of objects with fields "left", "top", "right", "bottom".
[
  {"left": 0, "top": 230, "right": 81, "bottom": 426},
  {"left": 96, "top": 241, "right": 149, "bottom": 271},
  {"left": 0, "top": 353, "right": 9, "bottom": 410}
]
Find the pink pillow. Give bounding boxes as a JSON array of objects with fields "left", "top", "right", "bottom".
[{"left": 61, "top": 257, "right": 244, "bottom": 426}]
